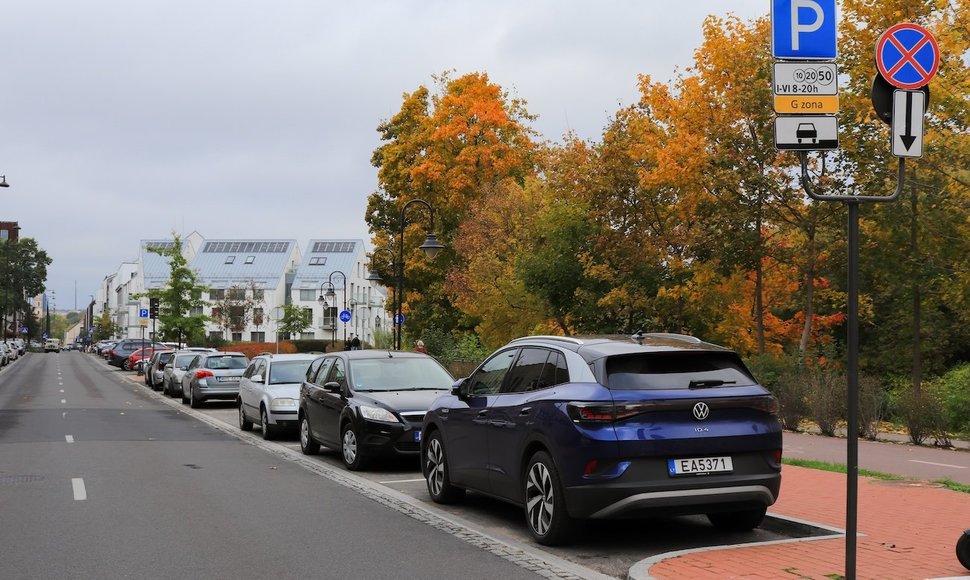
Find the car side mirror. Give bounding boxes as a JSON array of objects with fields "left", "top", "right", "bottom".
[
  {"left": 323, "top": 381, "right": 342, "bottom": 394},
  {"left": 451, "top": 378, "right": 468, "bottom": 398},
  {"left": 251, "top": 374, "right": 264, "bottom": 384}
]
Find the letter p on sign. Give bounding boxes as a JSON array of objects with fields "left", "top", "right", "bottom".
[{"left": 772, "top": 0, "right": 837, "bottom": 60}]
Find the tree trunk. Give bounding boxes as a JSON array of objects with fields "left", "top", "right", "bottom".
[
  {"left": 755, "top": 212, "right": 765, "bottom": 355},
  {"left": 798, "top": 229, "right": 817, "bottom": 362}
]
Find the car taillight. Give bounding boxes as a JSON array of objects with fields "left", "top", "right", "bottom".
[
  {"left": 567, "top": 402, "right": 649, "bottom": 423},
  {"left": 750, "top": 396, "right": 779, "bottom": 415},
  {"left": 195, "top": 370, "right": 214, "bottom": 379},
  {"left": 774, "top": 449, "right": 783, "bottom": 464}
]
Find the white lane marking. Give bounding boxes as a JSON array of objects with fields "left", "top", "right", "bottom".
[
  {"left": 61, "top": 399, "right": 67, "bottom": 404},
  {"left": 59, "top": 389, "right": 64, "bottom": 393},
  {"left": 72, "top": 478, "right": 87, "bottom": 501},
  {"left": 909, "top": 459, "right": 967, "bottom": 469},
  {"left": 65, "top": 435, "right": 75, "bottom": 443},
  {"left": 62, "top": 412, "right": 67, "bottom": 418},
  {"left": 379, "top": 478, "right": 426, "bottom": 484}
]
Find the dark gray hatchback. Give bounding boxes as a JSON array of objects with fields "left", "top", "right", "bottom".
[{"left": 421, "top": 333, "right": 783, "bottom": 546}]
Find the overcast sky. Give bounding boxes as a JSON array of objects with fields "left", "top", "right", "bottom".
[{"left": 0, "top": 1, "right": 766, "bottom": 311}]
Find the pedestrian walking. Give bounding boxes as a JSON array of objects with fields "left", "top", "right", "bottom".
[{"left": 350, "top": 334, "right": 361, "bottom": 350}]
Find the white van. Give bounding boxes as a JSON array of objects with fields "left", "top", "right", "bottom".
[{"left": 44, "top": 339, "right": 61, "bottom": 353}]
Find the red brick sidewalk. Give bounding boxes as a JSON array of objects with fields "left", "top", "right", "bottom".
[{"left": 646, "top": 465, "right": 970, "bottom": 579}]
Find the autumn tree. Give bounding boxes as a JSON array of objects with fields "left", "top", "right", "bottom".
[{"left": 366, "top": 71, "right": 539, "bottom": 346}]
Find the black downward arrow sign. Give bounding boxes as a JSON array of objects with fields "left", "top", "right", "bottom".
[{"left": 900, "top": 91, "right": 917, "bottom": 151}]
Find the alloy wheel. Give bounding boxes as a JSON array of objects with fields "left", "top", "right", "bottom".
[
  {"left": 525, "top": 461, "right": 555, "bottom": 537},
  {"left": 342, "top": 427, "right": 358, "bottom": 466},
  {"left": 426, "top": 438, "right": 446, "bottom": 497}
]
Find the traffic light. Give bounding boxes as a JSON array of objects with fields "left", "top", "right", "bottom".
[{"left": 149, "top": 297, "right": 160, "bottom": 319}]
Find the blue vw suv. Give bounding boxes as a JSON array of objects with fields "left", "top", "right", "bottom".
[{"left": 421, "top": 333, "right": 782, "bottom": 545}]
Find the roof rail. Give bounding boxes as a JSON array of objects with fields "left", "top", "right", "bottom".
[
  {"left": 643, "top": 332, "right": 702, "bottom": 344},
  {"left": 509, "top": 335, "right": 585, "bottom": 345}
]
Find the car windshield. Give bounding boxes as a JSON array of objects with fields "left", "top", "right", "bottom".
[
  {"left": 158, "top": 352, "right": 174, "bottom": 363},
  {"left": 173, "top": 354, "right": 197, "bottom": 367},
  {"left": 204, "top": 356, "right": 248, "bottom": 370},
  {"left": 605, "top": 352, "right": 756, "bottom": 390},
  {"left": 268, "top": 360, "right": 314, "bottom": 384},
  {"left": 349, "top": 358, "right": 454, "bottom": 392}
]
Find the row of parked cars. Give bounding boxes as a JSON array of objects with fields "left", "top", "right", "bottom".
[
  {"left": 102, "top": 333, "right": 784, "bottom": 546},
  {"left": 0, "top": 339, "right": 27, "bottom": 366}
]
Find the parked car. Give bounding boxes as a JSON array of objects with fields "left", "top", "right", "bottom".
[
  {"left": 145, "top": 350, "right": 176, "bottom": 390},
  {"left": 128, "top": 347, "right": 170, "bottom": 372},
  {"left": 180, "top": 351, "right": 250, "bottom": 408},
  {"left": 163, "top": 351, "right": 200, "bottom": 398},
  {"left": 3, "top": 341, "right": 18, "bottom": 362},
  {"left": 0, "top": 343, "right": 10, "bottom": 365},
  {"left": 298, "top": 351, "right": 455, "bottom": 471},
  {"left": 106, "top": 339, "right": 167, "bottom": 369},
  {"left": 420, "top": 333, "right": 783, "bottom": 546},
  {"left": 238, "top": 353, "right": 320, "bottom": 440},
  {"left": 13, "top": 338, "right": 25, "bottom": 356}
]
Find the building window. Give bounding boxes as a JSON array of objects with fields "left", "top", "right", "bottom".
[
  {"left": 253, "top": 289, "right": 264, "bottom": 301},
  {"left": 211, "top": 307, "right": 222, "bottom": 319},
  {"left": 190, "top": 306, "right": 203, "bottom": 317},
  {"left": 209, "top": 289, "right": 225, "bottom": 300},
  {"left": 309, "top": 257, "right": 326, "bottom": 266},
  {"left": 245, "top": 255, "right": 255, "bottom": 264},
  {"left": 302, "top": 308, "right": 313, "bottom": 325},
  {"left": 232, "top": 332, "right": 242, "bottom": 342},
  {"left": 225, "top": 256, "right": 235, "bottom": 264},
  {"left": 208, "top": 331, "right": 223, "bottom": 340},
  {"left": 253, "top": 308, "right": 264, "bottom": 326},
  {"left": 251, "top": 332, "right": 265, "bottom": 342},
  {"left": 300, "top": 332, "right": 316, "bottom": 339},
  {"left": 228, "top": 288, "right": 246, "bottom": 300},
  {"left": 299, "top": 289, "right": 316, "bottom": 301}
]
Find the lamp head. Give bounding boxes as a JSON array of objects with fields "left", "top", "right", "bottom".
[{"left": 419, "top": 233, "right": 445, "bottom": 260}]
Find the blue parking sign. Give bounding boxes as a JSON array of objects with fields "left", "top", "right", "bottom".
[{"left": 772, "top": 0, "right": 837, "bottom": 59}]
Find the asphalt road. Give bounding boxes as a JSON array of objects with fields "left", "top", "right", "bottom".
[
  {"left": 13, "top": 352, "right": 956, "bottom": 579},
  {"left": 0, "top": 352, "right": 553, "bottom": 580}
]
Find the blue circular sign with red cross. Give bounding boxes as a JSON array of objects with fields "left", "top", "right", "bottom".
[{"left": 876, "top": 23, "right": 939, "bottom": 90}]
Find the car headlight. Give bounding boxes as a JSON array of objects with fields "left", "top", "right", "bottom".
[
  {"left": 269, "top": 398, "right": 297, "bottom": 411},
  {"left": 359, "top": 405, "right": 399, "bottom": 423}
]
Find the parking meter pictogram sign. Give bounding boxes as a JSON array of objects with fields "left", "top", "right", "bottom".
[{"left": 876, "top": 23, "right": 939, "bottom": 90}]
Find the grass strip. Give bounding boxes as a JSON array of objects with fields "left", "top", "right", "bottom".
[{"left": 783, "top": 458, "right": 970, "bottom": 494}]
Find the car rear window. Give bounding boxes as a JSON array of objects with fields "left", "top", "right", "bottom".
[
  {"left": 158, "top": 352, "right": 174, "bottom": 363},
  {"left": 605, "top": 352, "right": 756, "bottom": 390},
  {"left": 268, "top": 360, "right": 314, "bottom": 384},
  {"left": 174, "top": 354, "right": 196, "bottom": 367},
  {"left": 205, "top": 356, "right": 248, "bottom": 370}
]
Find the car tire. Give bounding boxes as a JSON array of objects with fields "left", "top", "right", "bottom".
[
  {"left": 299, "top": 415, "right": 319, "bottom": 455},
  {"left": 706, "top": 506, "right": 768, "bottom": 532},
  {"left": 423, "top": 430, "right": 463, "bottom": 504},
  {"left": 123, "top": 359, "right": 131, "bottom": 371},
  {"left": 524, "top": 451, "right": 578, "bottom": 546},
  {"left": 260, "top": 407, "right": 276, "bottom": 440},
  {"left": 180, "top": 385, "right": 190, "bottom": 404},
  {"left": 238, "top": 401, "right": 253, "bottom": 431},
  {"left": 956, "top": 529, "right": 970, "bottom": 570},
  {"left": 341, "top": 422, "right": 368, "bottom": 471},
  {"left": 189, "top": 387, "right": 201, "bottom": 409}
]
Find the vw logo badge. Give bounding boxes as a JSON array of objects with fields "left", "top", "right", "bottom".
[{"left": 692, "top": 402, "right": 710, "bottom": 421}]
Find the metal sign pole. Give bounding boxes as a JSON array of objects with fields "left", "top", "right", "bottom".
[{"left": 799, "top": 153, "right": 904, "bottom": 580}]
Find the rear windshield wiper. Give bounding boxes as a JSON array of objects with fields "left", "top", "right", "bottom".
[{"left": 688, "top": 379, "right": 736, "bottom": 389}]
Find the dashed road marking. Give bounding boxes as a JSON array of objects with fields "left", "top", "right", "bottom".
[
  {"left": 65, "top": 435, "right": 75, "bottom": 443},
  {"left": 71, "top": 478, "right": 86, "bottom": 501}
]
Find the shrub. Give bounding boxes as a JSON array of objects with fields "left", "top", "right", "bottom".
[
  {"left": 290, "top": 339, "right": 333, "bottom": 354},
  {"left": 747, "top": 354, "right": 809, "bottom": 431},
  {"left": 893, "top": 381, "right": 949, "bottom": 446},
  {"left": 858, "top": 374, "right": 888, "bottom": 440},
  {"left": 935, "top": 364, "right": 970, "bottom": 435},
  {"left": 806, "top": 366, "right": 845, "bottom": 436}
]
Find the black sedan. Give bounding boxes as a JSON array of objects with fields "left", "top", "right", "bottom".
[{"left": 298, "top": 351, "right": 455, "bottom": 471}]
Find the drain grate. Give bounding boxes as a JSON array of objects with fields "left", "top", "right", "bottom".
[{"left": 0, "top": 475, "right": 46, "bottom": 486}]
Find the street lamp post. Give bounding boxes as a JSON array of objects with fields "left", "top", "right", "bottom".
[
  {"left": 317, "top": 281, "right": 335, "bottom": 350},
  {"left": 365, "top": 248, "right": 396, "bottom": 349},
  {"left": 393, "top": 199, "right": 444, "bottom": 351},
  {"left": 327, "top": 271, "right": 348, "bottom": 347}
]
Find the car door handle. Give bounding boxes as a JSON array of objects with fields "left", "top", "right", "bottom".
[
  {"left": 477, "top": 410, "right": 489, "bottom": 417},
  {"left": 519, "top": 407, "right": 532, "bottom": 416}
]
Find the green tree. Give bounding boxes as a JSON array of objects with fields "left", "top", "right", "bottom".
[
  {"left": 276, "top": 303, "right": 310, "bottom": 339},
  {"left": 210, "top": 282, "right": 263, "bottom": 340},
  {"left": 93, "top": 309, "right": 117, "bottom": 341},
  {"left": 3, "top": 237, "right": 52, "bottom": 338},
  {"left": 143, "top": 235, "right": 209, "bottom": 345}
]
